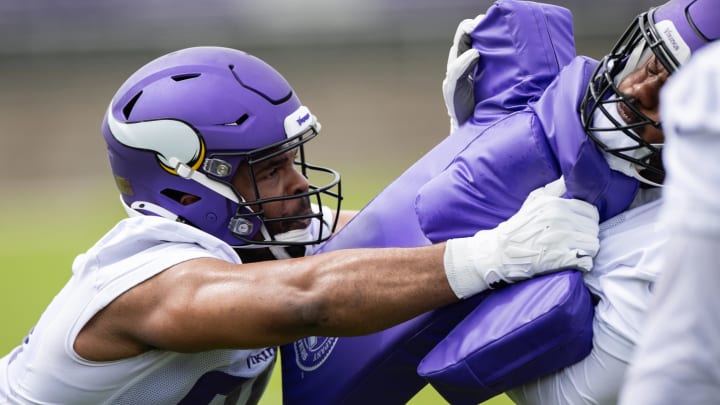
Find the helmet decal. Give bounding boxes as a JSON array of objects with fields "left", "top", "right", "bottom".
[
  {"left": 114, "top": 176, "right": 134, "bottom": 196},
  {"left": 106, "top": 105, "right": 205, "bottom": 174},
  {"left": 655, "top": 20, "right": 691, "bottom": 64},
  {"left": 284, "top": 106, "right": 316, "bottom": 139}
]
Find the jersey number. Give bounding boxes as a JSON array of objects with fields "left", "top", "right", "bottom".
[{"left": 178, "top": 371, "right": 250, "bottom": 405}]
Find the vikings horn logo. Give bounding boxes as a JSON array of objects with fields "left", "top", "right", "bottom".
[{"left": 106, "top": 105, "right": 206, "bottom": 174}]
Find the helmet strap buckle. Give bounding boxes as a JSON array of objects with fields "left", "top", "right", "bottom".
[{"left": 229, "top": 216, "right": 254, "bottom": 236}]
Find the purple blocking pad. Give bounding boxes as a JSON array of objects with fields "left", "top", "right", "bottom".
[
  {"left": 279, "top": 1, "right": 632, "bottom": 403},
  {"left": 418, "top": 270, "right": 594, "bottom": 404}
]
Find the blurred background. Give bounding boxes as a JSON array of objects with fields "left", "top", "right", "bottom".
[
  {"left": 0, "top": 0, "right": 660, "bottom": 403},
  {"left": 1, "top": 0, "right": 659, "bottom": 195}
]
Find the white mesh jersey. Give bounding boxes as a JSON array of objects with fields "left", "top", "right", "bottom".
[{"left": 0, "top": 216, "right": 276, "bottom": 405}]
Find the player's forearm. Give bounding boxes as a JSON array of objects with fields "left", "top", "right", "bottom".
[
  {"left": 276, "top": 244, "right": 457, "bottom": 338},
  {"left": 139, "top": 249, "right": 455, "bottom": 351}
]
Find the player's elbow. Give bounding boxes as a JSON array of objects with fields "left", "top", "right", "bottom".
[
  {"left": 278, "top": 283, "right": 337, "bottom": 334},
  {"left": 279, "top": 277, "right": 344, "bottom": 337}
]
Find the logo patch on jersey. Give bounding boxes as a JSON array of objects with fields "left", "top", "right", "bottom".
[
  {"left": 293, "top": 336, "right": 338, "bottom": 372},
  {"left": 246, "top": 347, "right": 276, "bottom": 369}
]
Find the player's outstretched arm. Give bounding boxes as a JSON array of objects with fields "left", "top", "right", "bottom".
[{"left": 74, "top": 180, "right": 599, "bottom": 359}]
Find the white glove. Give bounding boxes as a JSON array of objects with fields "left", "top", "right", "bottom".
[
  {"left": 444, "top": 178, "right": 600, "bottom": 299},
  {"left": 442, "top": 14, "right": 484, "bottom": 133}
]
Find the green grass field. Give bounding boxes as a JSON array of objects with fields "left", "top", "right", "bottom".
[{"left": 0, "top": 173, "right": 513, "bottom": 405}]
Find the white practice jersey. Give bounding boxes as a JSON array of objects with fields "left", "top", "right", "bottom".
[
  {"left": 509, "top": 189, "right": 666, "bottom": 405},
  {"left": 619, "top": 41, "right": 720, "bottom": 405},
  {"left": 0, "top": 216, "right": 276, "bottom": 405},
  {"left": 582, "top": 189, "right": 666, "bottom": 362}
]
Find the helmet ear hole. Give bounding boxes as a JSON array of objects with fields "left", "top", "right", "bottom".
[
  {"left": 180, "top": 195, "right": 202, "bottom": 206},
  {"left": 161, "top": 188, "right": 201, "bottom": 206}
]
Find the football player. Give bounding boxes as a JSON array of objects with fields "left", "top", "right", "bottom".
[{"left": 0, "top": 46, "right": 598, "bottom": 404}]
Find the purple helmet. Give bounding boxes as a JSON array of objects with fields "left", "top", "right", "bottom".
[
  {"left": 580, "top": 0, "right": 720, "bottom": 184},
  {"left": 102, "top": 46, "right": 342, "bottom": 248}
]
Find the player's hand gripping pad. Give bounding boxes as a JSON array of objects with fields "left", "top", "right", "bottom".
[
  {"left": 417, "top": 270, "right": 594, "bottom": 404},
  {"left": 280, "top": 1, "right": 615, "bottom": 403}
]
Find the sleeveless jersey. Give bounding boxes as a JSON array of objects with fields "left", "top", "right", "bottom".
[{"left": 0, "top": 216, "right": 276, "bottom": 404}]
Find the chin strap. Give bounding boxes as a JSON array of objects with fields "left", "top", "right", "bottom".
[
  {"left": 169, "top": 157, "right": 240, "bottom": 203},
  {"left": 121, "top": 156, "right": 332, "bottom": 254},
  {"left": 122, "top": 196, "right": 283, "bottom": 254},
  {"left": 168, "top": 156, "right": 280, "bottom": 248},
  {"left": 268, "top": 228, "right": 313, "bottom": 259},
  {"left": 266, "top": 207, "right": 334, "bottom": 259}
]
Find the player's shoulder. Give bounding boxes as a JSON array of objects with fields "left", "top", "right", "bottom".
[
  {"left": 82, "top": 216, "right": 239, "bottom": 268},
  {"left": 93, "top": 216, "right": 198, "bottom": 248}
]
